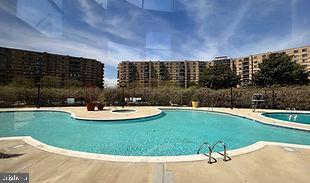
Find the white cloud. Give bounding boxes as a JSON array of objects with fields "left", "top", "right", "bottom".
[
  {"left": 1, "top": 0, "right": 310, "bottom": 88},
  {"left": 104, "top": 78, "right": 118, "bottom": 88},
  {"left": 232, "top": 29, "right": 310, "bottom": 57}
]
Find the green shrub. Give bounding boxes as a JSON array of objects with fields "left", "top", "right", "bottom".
[{"left": 0, "top": 85, "right": 309, "bottom": 110}]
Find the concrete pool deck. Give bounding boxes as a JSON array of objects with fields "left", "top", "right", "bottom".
[
  {"left": 207, "top": 107, "right": 310, "bottom": 131},
  {"left": 0, "top": 106, "right": 163, "bottom": 121},
  {"left": 1, "top": 139, "right": 310, "bottom": 183}
]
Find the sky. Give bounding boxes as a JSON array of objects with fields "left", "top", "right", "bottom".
[{"left": 0, "top": 0, "right": 310, "bottom": 87}]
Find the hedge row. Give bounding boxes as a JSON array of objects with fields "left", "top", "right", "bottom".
[
  {"left": 0, "top": 86, "right": 309, "bottom": 110},
  {"left": 122, "top": 86, "right": 310, "bottom": 110}
]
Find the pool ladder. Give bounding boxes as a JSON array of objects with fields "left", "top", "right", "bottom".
[
  {"left": 286, "top": 108, "right": 298, "bottom": 121},
  {"left": 109, "top": 104, "right": 118, "bottom": 111},
  {"left": 286, "top": 107, "right": 296, "bottom": 111},
  {"left": 197, "top": 141, "right": 231, "bottom": 164},
  {"left": 207, "top": 105, "right": 214, "bottom": 112},
  {"left": 207, "top": 101, "right": 214, "bottom": 112}
]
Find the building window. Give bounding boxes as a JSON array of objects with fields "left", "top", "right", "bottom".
[
  {"left": 302, "top": 54, "right": 307, "bottom": 58},
  {"left": 302, "top": 48, "right": 307, "bottom": 52},
  {"left": 294, "top": 50, "right": 298, "bottom": 53}
]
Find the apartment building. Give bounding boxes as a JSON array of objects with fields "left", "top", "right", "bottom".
[
  {"left": 233, "top": 45, "right": 310, "bottom": 84},
  {"left": 118, "top": 60, "right": 213, "bottom": 88},
  {"left": 118, "top": 45, "right": 310, "bottom": 87},
  {"left": 117, "top": 56, "right": 235, "bottom": 88},
  {"left": 0, "top": 47, "right": 104, "bottom": 87},
  {"left": 211, "top": 56, "right": 235, "bottom": 71},
  {"left": 212, "top": 56, "right": 231, "bottom": 66}
]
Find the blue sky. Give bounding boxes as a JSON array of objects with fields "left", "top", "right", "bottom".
[{"left": 0, "top": 0, "right": 310, "bottom": 87}]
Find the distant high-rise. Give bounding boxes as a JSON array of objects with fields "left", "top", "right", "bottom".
[
  {"left": 233, "top": 45, "right": 310, "bottom": 84},
  {"left": 0, "top": 47, "right": 104, "bottom": 87},
  {"left": 118, "top": 45, "right": 310, "bottom": 87},
  {"left": 118, "top": 60, "right": 214, "bottom": 88}
]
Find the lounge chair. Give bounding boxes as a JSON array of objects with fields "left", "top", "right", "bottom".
[{"left": 169, "top": 101, "right": 179, "bottom": 106}]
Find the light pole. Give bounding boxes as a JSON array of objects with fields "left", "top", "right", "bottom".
[
  {"left": 120, "top": 82, "right": 126, "bottom": 108},
  {"left": 230, "top": 85, "right": 233, "bottom": 109},
  {"left": 230, "top": 79, "right": 233, "bottom": 109},
  {"left": 34, "top": 58, "right": 43, "bottom": 108}
]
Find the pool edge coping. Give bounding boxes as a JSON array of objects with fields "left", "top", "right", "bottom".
[
  {"left": 256, "top": 112, "right": 310, "bottom": 131},
  {"left": 259, "top": 112, "right": 310, "bottom": 128},
  {"left": 0, "top": 136, "right": 309, "bottom": 163}
]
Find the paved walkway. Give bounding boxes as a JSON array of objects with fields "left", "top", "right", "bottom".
[
  {"left": 1, "top": 140, "right": 309, "bottom": 183},
  {"left": 61, "top": 106, "right": 162, "bottom": 120},
  {"left": 0, "top": 106, "right": 162, "bottom": 121},
  {"left": 207, "top": 107, "right": 310, "bottom": 131}
]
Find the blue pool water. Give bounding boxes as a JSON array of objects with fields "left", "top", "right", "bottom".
[
  {"left": 0, "top": 110, "right": 309, "bottom": 156},
  {"left": 262, "top": 113, "right": 310, "bottom": 125}
]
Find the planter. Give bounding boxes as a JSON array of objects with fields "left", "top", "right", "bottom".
[
  {"left": 86, "top": 103, "right": 96, "bottom": 111},
  {"left": 97, "top": 104, "right": 104, "bottom": 110},
  {"left": 191, "top": 101, "right": 199, "bottom": 108}
]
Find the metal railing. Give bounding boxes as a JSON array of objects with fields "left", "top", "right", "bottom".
[
  {"left": 286, "top": 107, "right": 297, "bottom": 121},
  {"left": 288, "top": 114, "right": 298, "bottom": 121},
  {"left": 197, "top": 140, "right": 231, "bottom": 164},
  {"left": 207, "top": 105, "right": 214, "bottom": 112},
  {"left": 286, "top": 107, "right": 296, "bottom": 111},
  {"left": 211, "top": 141, "right": 231, "bottom": 162},
  {"left": 197, "top": 142, "right": 213, "bottom": 164},
  {"left": 109, "top": 104, "right": 118, "bottom": 111},
  {"left": 207, "top": 101, "right": 214, "bottom": 112}
]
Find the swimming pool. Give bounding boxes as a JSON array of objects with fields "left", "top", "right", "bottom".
[
  {"left": 0, "top": 110, "right": 309, "bottom": 156},
  {"left": 262, "top": 113, "right": 310, "bottom": 125}
]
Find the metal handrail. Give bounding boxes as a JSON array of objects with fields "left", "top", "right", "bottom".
[
  {"left": 207, "top": 104, "right": 214, "bottom": 112},
  {"left": 286, "top": 107, "right": 296, "bottom": 111},
  {"left": 110, "top": 104, "right": 118, "bottom": 111},
  {"left": 208, "top": 101, "right": 214, "bottom": 111},
  {"left": 288, "top": 105, "right": 297, "bottom": 121},
  {"left": 211, "top": 141, "right": 231, "bottom": 162},
  {"left": 197, "top": 142, "right": 213, "bottom": 164},
  {"left": 288, "top": 114, "right": 298, "bottom": 121}
]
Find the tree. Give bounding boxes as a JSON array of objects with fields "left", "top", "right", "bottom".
[
  {"left": 198, "top": 69, "right": 207, "bottom": 86},
  {"left": 253, "top": 52, "right": 309, "bottom": 86},
  {"left": 127, "top": 80, "right": 140, "bottom": 89},
  {"left": 8, "top": 77, "right": 34, "bottom": 88},
  {"left": 200, "top": 64, "right": 239, "bottom": 89},
  {"left": 63, "top": 79, "right": 84, "bottom": 88},
  {"left": 159, "top": 80, "right": 178, "bottom": 87},
  {"left": 42, "top": 76, "right": 62, "bottom": 88}
]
